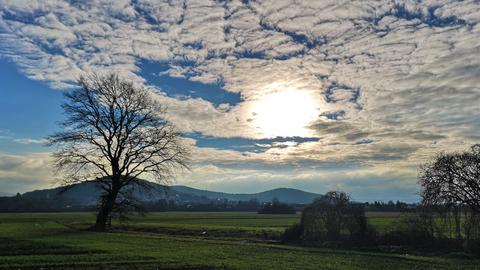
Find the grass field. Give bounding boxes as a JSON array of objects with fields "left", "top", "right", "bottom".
[{"left": 0, "top": 212, "right": 478, "bottom": 270}]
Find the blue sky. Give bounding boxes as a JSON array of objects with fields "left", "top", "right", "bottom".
[
  {"left": 140, "top": 60, "right": 242, "bottom": 107},
  {"left": 0, "top": 58, "right": 63, "bottom": 154},
  {"left": 0, "top": 0, "right": 479, "bottom": 202}
]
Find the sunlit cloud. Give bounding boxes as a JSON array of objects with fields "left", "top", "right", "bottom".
[
  {"left": 0, "top": 0, "right": 479, "bottom": 200},
  {"left": 248, "top": 85, "right": 321, "bottom": 138}
]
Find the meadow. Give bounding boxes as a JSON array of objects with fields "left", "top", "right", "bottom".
[{"left": 0, "top": 212, "right": 478, "bottom": 270}]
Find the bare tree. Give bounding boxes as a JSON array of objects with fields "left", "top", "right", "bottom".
[
  {"left": 48, "top": 73, "right": 189, "bottom": 231},
  {"left": 419, "top": 144, "right": 480, "bottom": 213}
]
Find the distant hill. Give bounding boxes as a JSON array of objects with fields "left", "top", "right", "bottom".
[
  {"left": 0, "top": 192, "right": 13, "bottom": 197},
  {"left": 17, "top": 181, "right": 321, "bottom": 206},
  {"left": 171, "top": 185, "right": 320, "bottom": 204}
]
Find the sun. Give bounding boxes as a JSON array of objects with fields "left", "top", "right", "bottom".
[{"left": 250, "top": 89, "right": 319, "bottom": 137}]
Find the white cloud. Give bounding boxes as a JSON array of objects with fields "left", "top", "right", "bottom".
[
  {"left": 0, "top": 152, "right": 55, "bottom": 193},
  {"left": 0, "top": 0, "right": 479, "bottom": 198},
  {"left": 13, "top": 138, "right": 47, "bottom": 145}
]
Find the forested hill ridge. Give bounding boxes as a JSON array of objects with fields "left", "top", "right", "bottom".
[
  {"left": 0, "top": 180, "right": 321, "bottom": 211},
  {"left": 170, "top": 185, "right": 320, "bottom": 204}
]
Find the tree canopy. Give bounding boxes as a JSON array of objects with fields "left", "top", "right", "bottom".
[{"left": 419, "top": 144, "right": 480, "bottom": 213}]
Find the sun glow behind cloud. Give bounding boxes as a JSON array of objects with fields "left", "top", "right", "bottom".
[
  {"left": 250, "top": 88, "right": 320, "bottom": 138},
  {"left": 0, "top": 0, "right": 479, "bottom": 200}
]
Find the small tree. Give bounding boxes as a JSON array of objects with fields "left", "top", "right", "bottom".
[
  {"left": 48, "top": 74, "right": 189, "bottom": 231},
  {"left": 300, "top": 191, "right": 372, "bottom": 243},
  {"left": 301, "top": 191, "right": 350, "bottom": 240},
  {"left": 283, "top": 191, "right": 375, "bottom": 245}
]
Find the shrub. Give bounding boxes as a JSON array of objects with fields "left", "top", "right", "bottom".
[
  {"left": 287, "top": 191, "right": 375, "bottom": 246},
  {"left": 301, "top": 191, "right": 350, "bottom": 241},
  {"left": 282, "top": 223, "right": 304, "bottom": 243},
  {"left": 381, "top": 213, "right": 443, "bottom": 249}
]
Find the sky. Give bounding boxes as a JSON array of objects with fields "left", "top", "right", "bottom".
[{"left": 0, "top": 0, "right": 479, "bottom": 202}]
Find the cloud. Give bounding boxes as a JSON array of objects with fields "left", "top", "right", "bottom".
[
  {"left": 13, "top": 138, "right": 47, "bottom": 144},
  {"left": 0, "top": 129, "right": 13, "bottom": 139},
  {"left": 176, "top": 160, "right": 421, "bottom": 202},
  {"left": 0, "top": 152, "right": 55, "bottom": 193},
  {"left": 0, "top": 0, "right": 479, "bottom": 198},
  {"left": 0, "top": 130, "right": 47, "bottom": 145}
]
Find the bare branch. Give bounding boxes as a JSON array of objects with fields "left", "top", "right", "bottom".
[{"left": 419, "top": 144, "right": 480, "bottom": 213}]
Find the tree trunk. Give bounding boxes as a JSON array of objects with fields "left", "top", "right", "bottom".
[
  {"left": 454, "top": 206, "right": 462, "bottom": 240},
  {"left": 91, "top": 192, "right": 117, "bottom": 231}
]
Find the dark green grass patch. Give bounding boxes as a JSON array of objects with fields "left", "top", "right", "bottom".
[{"left": 0, "top": 237, "right": 99, "bottom": 256}]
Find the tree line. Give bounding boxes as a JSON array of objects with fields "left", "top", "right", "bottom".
[{"left": 0, "top": 193, "right": 413, "bottom": 213}]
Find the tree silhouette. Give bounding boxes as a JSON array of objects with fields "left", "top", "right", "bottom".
[
  {"left": 419, "top": 144, "right": 480, "bottom": 213},
  {"left": 48, "top": 73, "right": 189, "bottom": 231}
]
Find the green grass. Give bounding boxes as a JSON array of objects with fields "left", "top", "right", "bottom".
[{"left": 0, "top": 212, "right": 478, "bottom": 270}]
